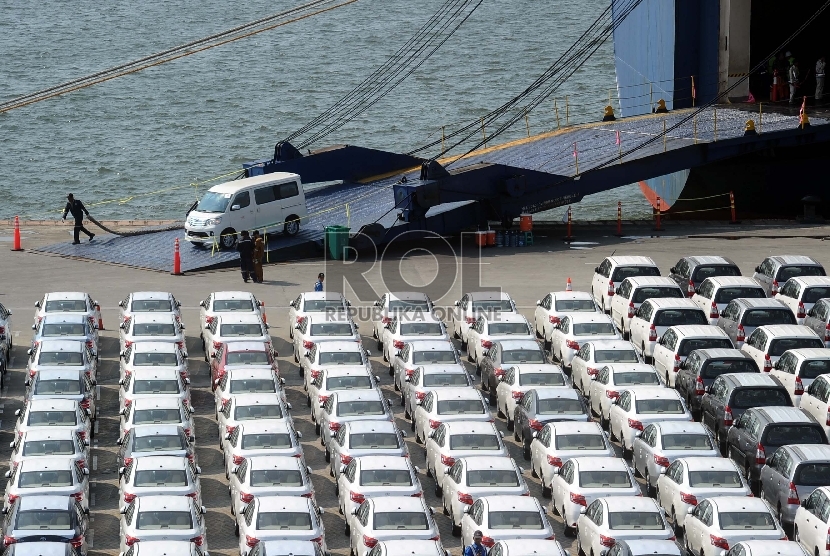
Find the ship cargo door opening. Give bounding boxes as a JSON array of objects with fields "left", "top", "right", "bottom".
[{"left": 749, "top": 0, "right": 830, "bottom": 101}]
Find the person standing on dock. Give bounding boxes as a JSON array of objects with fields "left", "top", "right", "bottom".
[
  {"left": 237, "top": 230, "right": 254, "bottom": 283},
  {"left": 251, "top": 230, "right": 264, "bottom": 283},
  {"left": 314, "top": 273, "right": 325, "bottom": 292},
  {"left": 789, "top": 60, "right": 801, "bottom": 104},
  {"left": 464, "top": 531, "right": 488, "bottom": 556},
  {"left": 62, "top": 193, "right": 95, "bottom": 245},
  {"left": 816, "top": 56, "right": 826, "bottom": 102}
]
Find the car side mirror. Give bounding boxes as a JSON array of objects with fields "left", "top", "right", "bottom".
[
  {"left": 351, "top": 507, "right": 359, "bottom": 515},
  {"left": 670, "top": 267, "right": 677, "bottom": 274},
  {"left": 120, "top": 506, "right": 127, "bottom": 514},
  {"left": 35, "top": 301, "right": 41, "bottom": 308},
  {"left": 580, "top": 506, "right": 587, "bottom": 514},
  {"left": 196, "top": 466, "right": 202, "bottom": 475},
  {"left": 330, "top": 431, "right": 337, "bottom": 438},
  {"left": 415, "top": 399, "right": 422, "bottom": 405},
  {"left": 8, "top": 441, "right": 14, "bottom": 448},
  {"left": 615, "top": 287, "right": 621, "bottom": 295},
  {"left": 462, "top": 505, "right": 471, "bottom": 514},
  {"left": 224, "top": 433, "right": 231, "bottom": 440},
  {"left": 83, "top": 467, "right": 90, "bottom": 476},
  {"left": 119, "top": 322, "right": 126, "bottom": 330},
  {"left": 384, "top": 323, "right": 391, "bottom": 329},
  {"left": 635, "top": 431, "right": 643, "bottom": 438},
  {"left": 188, "top": 435, "right": 195, "bottom": 443},
  {"left": 498, "top": 375, "right": 505, "bottom": 382},
  {"left": 687, "top": 507, "right": 695, "bottom": 515},
  {"left": 428, "top": 431, "right": 436, "bottom": 439},
  {"left": 801, "top": 499, "right": 808, "bottom": 508},
  {"left": 659, "top": 467, "right": 667, "bottom": 474},
  {"left": 296, "top": 431, "right": 303, "bottom": 439},
  {"left": 404, "top": 376, "right": 411, "bottom": 383},
  {"left": 115, "top": 438, "right": 123, "bottom": 446},
  {"left": 179, "top": 323, "right": 185, "bottom": 330},
  {"left": 395, "top": 350, "right": 402, "bottom": 358},
  {"left": 200, "top": 506, "right": 207, "bottom": 515},
  {"left": 31, "top": 324, "right": 36, "bottom": 330},
  {"left": 755, "top": 266, "right": 762, "bottom": 273},
  {"left": 4, "top": 471, "right": 10, "bottom": 479},
  {"left": 400, "top": 430, "right": 407, "bottom": 438},
  {"left": 339, "top": 465, "right": 347, "bottom": 474},
  {"left": 204, "top": 323, "right": 211, "bottom": 330},
  {"left": 374, "top": 375, "right": 380, "bottom": 383},
  {"left": 455, "top": 300, "right": 461, "bottom": 307},
  {"left": 26, "top": 348, "right": 32, "bottom": 355},
  {"left": 185, "top": 378, "right": 191, "bottom": 385},
  {"left": 120, "top": 408, "right": 127, "bottom": 416},
  {"left": 84, "top": 439, "right": 90, "bottom": 447},
  {"left": 773, "top": 361, "right": 781, "bottom": 370},
  {"left": 14, "top": 409, "right": 21, "bottom": 416},
  {"left": 531, "top": 431, "right": 538, "bottom": 439},
  {"left": 199, "top": 300, "right": 206, "bottom": 308},
  {"left": 536, "top": 300, "right": 541, "bottom": 306},
  {"left": 594, "top": 267, "right": 600, "bottom": 273},
  {"left": 230, "top": 204, "right": 241, "bottom": 211}
]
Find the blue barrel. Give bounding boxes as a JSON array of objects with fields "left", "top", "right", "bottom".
[
  {"left": 518, "top": 233, "right": 525, "bottom": 247},
  {"left": 509, "top": 230, "right": 518, "bottom": 247},
  {"left": 496, "top": 230, "right": 504, "bottom": 247}
]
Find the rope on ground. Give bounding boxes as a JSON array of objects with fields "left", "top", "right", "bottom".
[{"left": 86, "top": 215, "right": 183, "bottom": 236}]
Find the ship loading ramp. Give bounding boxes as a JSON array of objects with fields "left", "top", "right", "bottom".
[{"left": 32, "top": 106, "right": 830, "bottom": 273}]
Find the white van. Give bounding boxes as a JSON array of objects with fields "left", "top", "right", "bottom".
[{"left": 185, "top": 172, "right": 307, "bottom": 248}]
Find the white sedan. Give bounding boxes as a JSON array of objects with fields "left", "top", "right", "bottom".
[
  {"left": 288, "top": 291, "right": 350, "bottom": 339},
  {"left": 120, "top": 313, "right": 185, "bottom": 353},
  {"left": 570, "top": 340, "right": 641, "bottom": 395},
  {"left": 424, "top": 421, "right": 509, "bottom": 491},
  {"left": 308, "top": 367, "right": 379, "bottom": 427},
  {"left": 534, "top": 291, "right": 599, "bottom": 350},
  {"left": 412, "top": 387, "right": 491, "bottom": 446},
  {"left": 203, "top": 313, "right": 270, "bottom": 361},
  {"left": 575, "top": 496, "right": 675, "bottom": 556},
  {"left": 236, "top": 495, "right": 327, "bottom": 556},
  {"left": 293, "top": 312, "right": 360, "bottom": 362},
  {"left": 450, "top": 291, "right": 516, "bottom": 348},
  {"left": 459, "top": 495, "right": 555, "bottom": 549},
  {"left": 793, "top": 486, "right": 830, "bottom": 556},
  {"left": 336, "top": 455, "right": 422, "bottom": 517},
  {"left": 586, "top": 364, "right": 663, "bottom": 428},
  {"left": 118, "top": 291, "right": 182, "bottom": 323},
  {"left": 495, "top": 364, "right": 569, "bottom": 431},
  {"left": 550, "top": 313, "right": 620, "bottom": 368},
  {"left": 466, "top": 313, "right": 535, "bottom": 366},
  {"left": 684, "top": 496, "right": 786, "bottom": 556},
  {"left": 381, "top": 313, "right": 449, "bottom": 363},
  {"left": 609, "top": 387, "right": 691, "bottom": 456},
  {"left": 347, "top": 496, "right": 439, "bottom": 556},
  {"left": 227, "top": 455, "right": 315, "bottom": 516},
  {"left": 199, "top": 290, "right": 263, "bottom": 330}
]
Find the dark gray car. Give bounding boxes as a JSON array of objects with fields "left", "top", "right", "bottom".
[
  {"left": 759, "top": 444, "right": 830, "bottom": 528},
  {"left": 700, "top": 373, "right": 791, "bottom": 455},
  {"left": 675, "top": 348, "right": 759, "bottom": 420},
  {"left": 803, "top": 298, "right": 830, "bottom": 346},
  {"left": 512, "top": 387, "right": 589, "bottom": 460},
  {"left": 752, "top": 256, "right": 826, "bottom": 296},
  {"left": 668, "top": 256, "right": 742, "bottom": 295},
  {"left": 478, "top": 339, "right": 546, "bottom": 404},
  {"left": 726, "top": 407, "right": 828, "bottom": 492},
  {"left": 717, "top": 298, "right": 797, "bottom": 346}
]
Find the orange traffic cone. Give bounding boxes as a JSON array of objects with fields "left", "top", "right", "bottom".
[
  {"left": 566, "top": 277, "right": 572, "bottom": 291},
  {"left": 11, "top": 216, "right": 22, "bottom": 251},
  {"left": 172, "top": 238, "right": 182, "bottom": 276},
  {"left": 95, "top": 304, "right": 105, "bottom": 331},
  {"left": 261, "top": 302, "right": 267, "bottom": 325}
]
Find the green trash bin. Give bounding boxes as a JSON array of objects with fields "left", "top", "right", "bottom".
[{"left": 325, "top": 225, "right": 351, "bottom": 260}]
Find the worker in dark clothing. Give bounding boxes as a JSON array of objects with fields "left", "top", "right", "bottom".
[
  {"left": 237, "top": 230, "right": 254, "bottom": 283},
  {"left": 62, "top": 193, "right": 95, "bottom": 244},
  {"left": 463, "top": 530, "right": 488, "bottom": 556},
  {"left": 314, "top": 273, "right": 325, "bottom": 292},
  {"left": 251, "top": 230, "right": 264, "bottom": 283}
]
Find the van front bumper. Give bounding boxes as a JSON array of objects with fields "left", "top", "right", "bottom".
[{"left": 185, "top": 230, "right": 214, "bottom": 244}]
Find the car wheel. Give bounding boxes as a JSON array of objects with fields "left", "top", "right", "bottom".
[
  {"left": 514, "top": 425, "right": 521, "bottom": 442},
  {"left": 645, "top": 471, "right": 655, "bottom": 497},
  {"left": 793, "top": 525, "right": 800, "bottom": 543},
  {"left": 315, "top": 421, "right": 320, "bottom": 434},
  {"left": 306, "top": 395, "right": 311, "bottom": 408},
  {"left": 324, "top": 447, "right": 330, "bottom": 463},
  {"left": 434, "top": 479, "right": 442, "bottom": 497},
  {"left": 283, "top": 215, "right": 300, "bottom": 236},
  {"left": 600, "top": 413, "right": 609, "bottom": 430},
  {"left": 523, "top": 437, "right": 531, "bottom": 461},
  {"left": 506, "top": 416, "right": 514, "bottom": 431},
  {"left": 488, "top": 387, "right": 497, "bottom": 407},
  {"left": 410, "top": 417, "right": 416, "bottom": 432},
  {"left": 451, "top": 521, "right": 461, "bottom": 537},
  {"left": 544, "top": 338, "right": 551, "bottom": 352},
  {"left": 576, "top": 533, "right": 586, "bottom": 556},
  {"left": 542, "top": 482, "right": 551, "bottom": 498},
  {"left": 563, "top": 520, "right": 575, "bottom": 537},
  {"left": 389, "top": 365, "right": 394, "bottom": 377},
  {"left": 234, "top": 521, "right": 239, "bottom": 536},
  {"left": 415, "top": 428, "right": 422, "bottom": 443},
  {"left": 219, "top": 228, "right": 237, "bottom": 249}
]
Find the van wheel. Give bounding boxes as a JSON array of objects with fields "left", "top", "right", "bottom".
[
  {"left": 219, "top": 228, "right": 237, "bottom": 249},
  {"left": 284, "top": 215, "right": 300, "bottom": 236}
]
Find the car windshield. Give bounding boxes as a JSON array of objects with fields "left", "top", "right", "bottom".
[
  {"left": 44, "top": 300, "right": 86, "bottom": 312},
  {"left": 614, "top": 372, "right": 660, "bottom": 386},
  {"left": 701, "top": 359, "right": 758, "bottom": 379},
  {"left": 22, "top": 439, "right": 75, "bottom": 456},
  {"left": 501, "top": 349, "right": 545, "bottom": 363},
  {"left": 230, "top": 379, "right": 275, "bottom": 394},
  {"left": 803, "top": 287, "right": 830, "bottom": 304},
  {"left": 573, "top": 323, "right": 616, "bottom": 336},
  {"left": 579, "top": 470, "right": 632, "bottom": 488},
  {"left": 595, "top": 349, "right": 639, "bottom": 363},
  {"left": 436, "top": 399, "right": 484, "bottom": 415},
  {"left": 794, "top": 463, "right": 830, "bottom": 486},
  {"left": 488, "top": 511, "right": 543, "bottom": 529},
  {"left": 360, "top": 469, "right": 412, "bottom": 486},
  {"left": 137, "top": 510, "right": 193, "bottom": 530},
  {"left": 388, "top": 300, "right": 431, "bottom": 311},
  {"left": 42, "top": 323, "right": 86, "bottom": 336},
  {"left": 134, "top": 353, "right": 178, "bottom": 366},
  {"left": 35, "top": 379, "right": 81, "bottom": 395},
  {"left": 688, "top": 470, "right": 742, "bottom": 487},
  {"left": 15, "top": 510, "right": 72, "bottom": 530},
  {"left": 241, "top": 433, "right": 291, "bottom": 449},
  {"left": 770, "top": 338, "right": 824, "bottom": 356},
  {"left": 412, "top": 350, "right": 457, "bottom": 364},
  {"left": 28, "top": 411, "right": 77, "bottom": 426},
  {"left": 319, "top": 352, "right": 364, "bottom": 365},
  {"left": 777, "top": 266, "right": 826, "bottom": 282},
  {"left": 134, "top": 379, "right": 180, "bottom": 394},
  {"left": 608, "top": 511, "right": 664, "bottom": 529},
  {"left": 310, "top": 323, "right": 353, "bottom": 336},
  {"left": 134, "top": 408, "right": 181, "bottom": 425},
  {"left": 471, "top": 300, "right": 514, "bottom": 312},
  {"left": 213, "top": 299, "right": 254, "bottom": 312},
  {"left": 519, "top": 373, "right": 566, "bottom": 386},
  {"left": 226, "top": 351, "right": 270, "bottom": 365},
  {"left": 714, "top": 287, "right": 765, "bottom": 304},
  {"left": 661, "top": 434, "right": 713, "bottom": 450},
  {"left": 612, "top": 266, "right": 661, "bottom": 281},
  {"left": 250, "top": 469, "right": 303, "bottom": 487},
  {"left": 131, "top": 300, "right": 173, "bottom": 312},
  {"left": 555, "top": 299, "right": 596, "bottom": 312},
  {"left": 556, "top": 434, "right": 606, "bottom": 450},
  {"left": 133, "top": 435, "right": 185, "bottom": 452},
  {"left": 38, "top": 351, "right": 83, "bottom": 365},
  {"left": 488, "top": 323, "right": 530, "bottom": 335},
  {"left": 19, "top": 470, "right": 73, "bottom": 487},
  {"left": 373, "top": 511, "right": 428, "bottom": 530},
  {"left": 134, "top": 470, "right": 188, "bottom": 487},
  {"left": 220, "top": 324, "right": 263, "bottom": 337},
  {"left": 678, "top": 339, "right": 734, "bottom": 356},
  {"left": 467, "top": 469, "right": 519, "bottom": 487},
  {"left": 764, "top": 425, "right": 825, "bottom": 447},
  {"left": 537, "top": 398, "right": 585, "bottom": 415},
  {"left": 449, "top": 434, "right": 500, "bottom": 450},
  {"left": 336, "top": 401, "right": 385, "bottom": 416},
  {"left": 731, "top": 388, "right": 791, "bottom": 408},
  {"left": 741, "top": 309, "right": 797, "bottom": 326},
  {"left": 400, "top": 323, "right": 443, "bottom": 335},
  {"left": 196, "top": 191, "right": 231, "bottom": 213},
  {"left": 693, "top": 265, "right": 742, "bottom": 281},
  {"left": 349, "top": 433, "right": 399, "bottom": 449},
  {"left": 799, "top": 359, "right": 830, "bottom": 379},
  {"left": 303, "top": 299, "right": 345, "bottom": 312},
  {"left": 132, "top": 323, "right": 176, "bottom": 336},
  {"left": 235, "top": 405, "right": 283, "bottom": 420},
  {"left": 718, "top": 512, "right": 776, "bottom": 530},
  {"left": 325, "top": 376, "right": 372, "bottom": 390},
  {"left": 654, "top": 310, "right": 708, "bottom": 326},
  {"left": 635, "top": 399, "right": 684, "bottom": 414},
  {"left": 632, "top": 287, "right": 683, "bottom": 303},
  {"left": 423, "top": 373, "right": 469, "bottom": 387},
  {"left": 257, "top": 512, "right": 312, "bottom": 530}
]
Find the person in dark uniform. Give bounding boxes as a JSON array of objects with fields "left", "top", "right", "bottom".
[
  {"left": 62, "top": 193, "right": 95, "bottom": 244},
  {"left": 237, "top": 230, "right": 254, "bottom": 283}
]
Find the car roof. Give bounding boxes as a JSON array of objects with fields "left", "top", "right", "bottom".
[
  {"left": 481, "top": 495, "right": 540, "bottom": 511},
  {"left": 498, "top": 539, "right": 568, "bottom": 554},
  {"left": 240, "top": 420, "right": 292, "bottom": 433},
  {"left": 670, "top": 325, "right": 729, "bottom": 338},
  {"left": 355, "top": 455, "right": 411, "bottom": 470},
  {"left": 585, "top": 340, "right": 634, "bottom": 350},
  {"left": 654, "top": 421, "right": 707, "bottom": 434},
  {"left": 605, "top": 256, "right": 657, "bottom": 266},
  {"left": 574, "top": 457, "right": 629, "bottom": 471},
  {"left": 212, "top": 291, "right": 256, "bottom": 300},
  {"left": 768, "top": 255, "right": 822, "bottom": 266},
  {"left": 132, "top": 292, "right": 172, "bottom": 300},
  {"left": 316, "top": 341, "right": 363, "bottom": 352},
  {"left": 681, "top": 456, "right": 739, "bottom": 471},
  {"left": 132, "top": 424, "right": 184, "bottom": 437},
  {"left": 225, "top": 341, "right": 269, "bottom": 352},
  {"left": 751, "top": 407, "right": 813, "bottom": 424},
  {"left": 137, "top": 495, "right": 192, "bottom": 511},
  {"left": 130, "top": 367, "right": 180, "bottom": 380},
  {"left": 11, "top": 542, "right": 78, "bottom": 556},
  {"left": 531, "top": 387, "right": 580, "bottom": 399},
  {"left": 683, "top": 255, "right": 737, "bottom": 266},
  {"left": 496, "top": 339, "right": 544, "bottom": 349},
  {"left": 789, "top": 348, "right": 830, "bottom": 360},
  {"left": 231, "top": 393, "right": 285, "bottom": 406},
  {"left": 18, "top": 496, "right": 70, "bottom": 511},
  {"left": 624, "top": 277, "right": 679, "bottom": 287},
  {"left": 646, "top": 298, "right": 701, "bottom": 309},
  {"left": 246, "top": 455, "right": 303, "bottom": 470},
  {"left": 619, "top": 540, "right": 682, "bottom": 556},
  {"left": 333, "top": 389, "right": 383, "bottom": 402},
  {"left": 759, "top": 325, "right": 818, "bottom": 338},
  {"left": 132, "top": 397, "right": 182, "bottom": 409},
  {"left": 709, "top": 496, "right": 771, "bottom": 512},
  {"left": 376, "top": 540, "right": 443, "bottom": 555},
  {"left": 788, "top": 444, "right": 830, "bottom": 462},
  {"left": 301, "top": 291, "right": 345, "bottom": 300},
  {"left": 388, "top": 292, "right": 430, "bottom": 302},
  {"left": 704, "top": 276, "right": 760, "bottom": 287},
  {"left": 28, "top": 399, "right": 78, "bottom": 410},
  {"left": 131, "top": 313, "right": 176, "bottom": 324},
  {"left": 787, "top": 276, "right": 830, "bottom": 286},
  {"left": 207, "top": 172, "right": 299, "bottom": 193},
  {"left": 549, "top": 291, "right": 593, "bottom": 300},
  {"left": 21, "top": 429, "right": 77, "bottom": 441},
  {"left": 444, "top": 421, "right": 497, "bottom": 434},
  {"left": 482, "top": 313, "right": 528, "bottom": 323},
  {"left": 419, "top": 365, "right": 468, "bottom": 375},
  {"left": 44, "top": 292, "right": 87, "bottom": 301},
  {"left": 693, "top": 348, "right": 751, "bottom": 360},
  {"left": 257, "top": 540, "right": 319, "bottom": 555},
  {"left": 629, "top": 387, "right": 681, "bottom": 400},
  {"left": 462, "top": 456, "right": 517, "bottom": 471},
  {"left": 345, "top": 420, "right": 398, "bottom": 433},
  {"left": 407, "top": 340, "right": 455, "bottom": 351},
  {"left": 600, "top": 496, "right": 658, "bottom": 511},
  {"left": 722, "top": 373, "right": 782, "bottom": 387},
  {"left": 227, "top": 367, "right": 274, "bottom": 379},
  {"left": 37, "top": 339, "right": 85, "bottom": 352},
  {"left": 41, "top": 313, "right": 88, "bottom": 323},
  {"left": 735, "top": 541, "right": 807, "bottom": 556},
  {"left": 321, "top": 367, "right": 372, "bottom": 377},
  {"left": 369, "top": 495, "right": 427, "bottom": 511},
  {"left": 306, "top": 312, "right": 352, "bottom": 324},
  {"left": 21, "top": 457, "right": 75, "bottom": 472},
  {"left": 134, "top": 456, "right": 188, "bottom": 470},
  {"left": 35, "top": 368, "right": 83, "bottom": 381},
  {"left": 550, "top": 421, "right": 603, "bottom": 435},
  {"left": 432, "top": 388, "right": 482, "bottom": 400},
  {"left": 606, "top": 363, "right": 658, "bottom": 374},
  {"left": 467, "top": 291, "right": 512, "bottom": 300},
  {"left": 394, "top": 312, "right": 443, "bottom": 324},
  {"left": 566, "top": 313, "right": 615, "bottom": 324},
  {"left": 732, "top": 298, "right": 790, "bottom": 309},
  {"left": 133, "top": 342, "right": 178, "bottom": 353},
  {"left": 511, "top": 364, "right": 565, "bottom": 374},
  {"left": 217, "top": 313, "right": 263, "bottom": 324},
  {"left": 134, "top": 541, "right": 201, "bottom": 555}
]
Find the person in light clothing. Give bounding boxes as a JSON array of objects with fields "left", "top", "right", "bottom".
[{"left": 816, "top": 56, "right": 826, "bottom": 101}]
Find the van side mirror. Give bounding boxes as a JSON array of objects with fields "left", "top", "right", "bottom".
[
  {"left": 199, "top": 300, "right": 206, "bottom": 308},
  {"left": 31, "top": 324, "right": 36, "bottom": 330},
  {"left": 230, "top": 204, "right": 241, "bottom": 211},
  {"left": 755, "top": 266, "right": 762, "bottom": 273}
]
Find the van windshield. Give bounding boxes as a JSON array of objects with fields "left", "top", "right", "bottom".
[{"left": 196, "top": 192, "right": 231, "bottom": 213}]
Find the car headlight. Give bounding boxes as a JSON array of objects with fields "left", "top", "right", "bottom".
[{"left": 205, "top": 217, "right": 222, "bottom": 226}]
